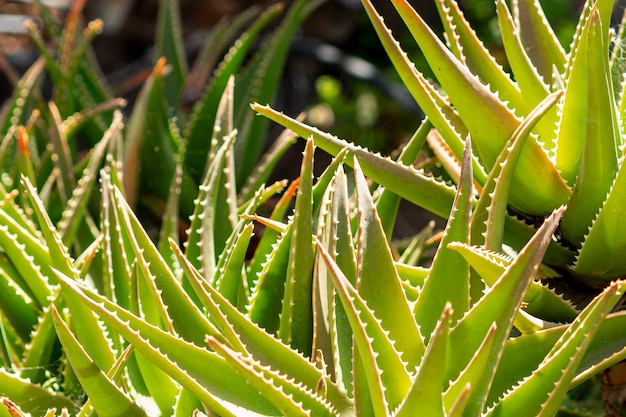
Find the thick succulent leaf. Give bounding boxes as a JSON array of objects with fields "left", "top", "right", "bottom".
[
  {"left": 314, "top": 165, "right": 357, "bottom": 397},
  {"left": 486, "top": 280, "right": 626, "bottom": 417},
  {"left": 238, "top": 126, "right": 298, "bottom": 204},
  {"left": 100, "top": 168, "right": 134, "bottom": 307},
  {"left": 184, "top": 4, "right": 283, "bottom": 183},
  {"left": 358, "top": 0, "right": 489, "bottom": 186},
  {"left": 560, "top": 8, "right": 619, "bottom": 247},
  {"left": 394, "top": 305, "right": 452, "bottom": 417},
  {"left": 123, "top": 58, "right": 178, "bottom": 206},
  {"left": 496, "top": 0, "right": 558, "bottom": 149},
  {"left": 0, "top": 266, "right": 37, "bottom": 344},
  {"left": 247, "top": 216, "right": 293, "bottom": 334},
  {"left": 252, "top": 104, "right": 457, "bottom": 219},
  {"left": 252, "top": 104, "right": 574, "bottom": 265},
  {"left": 473, "top": 90, "right": 563, "bottom": 251},
  {"left": 185, "top": 133, "right": 234, "bottom": 279},
  {"left": 0, "top": 58, "right": 45, "bottom": 141},
  {"left": 434, "top": 0, "right": 524, "bottom": 112},
  {"left": 574, "top": 147, "right": 626, "bottom": 281},
  {"left": 23, "top": 177, "right": 116, "bottom": 371},
  {"left": 58, "top": 110, "right": 123, "bottom": 246},
  {"left": 111, "top": 186, "right": 221, "bottom": 346},
  {"left": 50, "top": 306, "right": 148, "bottom": 417},
  {"left": 230, "top": 0, "right": 320, "bottom": 185},
  {"left": 19, "top": 304, "right": 58, "bottom": 384},
  {"left": 443, "top": 324, "right": 497, "bottom": 415},
  {"left": 278, "top": 139, "right": 315, "bottom": 354},
  {"left": 375, "top": 119, "right": 431, "bottom": 238},
  {"left": 413, "top": 138, "right": 471, "bottom": 341},
  {"left": 155, "top": 0, "right": 187, "bottom": 107},
  {"left": 208, "top": 340, "right": 337, "bottom": 417},
  {"left": 512, "top": 0, "right": 566, "bottom": 84},
  {"left": 385, "top": 0, "right": 570, "bottom": 215},
  {"left": 449, "top": 242, "right": 578, "bottom": 323},
  {"left": 0, "top": 369, "right": 78, "bottom": 415},
  {"left": 0, "top": 200, "right": 52, "bottom": 307},
  {"left": 54, "top": 273, "right": 281, "bottom": 417},
  {"left": 353, "top": 157, "right": 425, "bottom": 367},
  {"left": 171, "top": 243, "right": 352, "bottom": 414},
  {"left": 214, "top": 222, "right": 253, "bottom": 306},
  {"left": 447, "top": 206, "right": 565, "bottom": 415},
  {"left": 182, "top": 5, "right": 261, "bottom": 103},
  {"left": 317, "top": 241, "right": 411, "bottom": 415}
]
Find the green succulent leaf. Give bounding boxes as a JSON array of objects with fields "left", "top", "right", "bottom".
[
  {"left": 51, "top": 306, "right": 148, "bottom": 417},
  {"left": 559, "top": 8, "right": 619, "bottom": 247},
  {"left": 385, "top": 0, "right": 570, "bottom": 215},
  {"left": 486, "top": 280, "right": 626, "bottom": 417},
  {"left": 413, "top": 138, "right": 472, "bottom": 341},
  {"left": 278, "top": 139, "right": 315, "bottom": 354},
  {"left": 448, "top": 206, "right": 565, "bottom": 415}
]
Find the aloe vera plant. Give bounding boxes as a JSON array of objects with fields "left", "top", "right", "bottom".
[{"left": 2, "top": 0, "right": 626, "bottom": 416}]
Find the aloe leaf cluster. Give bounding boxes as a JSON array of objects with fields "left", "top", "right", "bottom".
[{"left": 1, "top": 0, "right": 626, "bottom": 416}]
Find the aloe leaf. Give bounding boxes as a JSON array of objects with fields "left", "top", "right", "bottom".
[
  {"left": 317, "top": 240, "right": 412, "bottom": 414},
  {"left": 512, "top": 0, "right": 567, "bottom": 84},
  {"left": 214, "top": 222, "right": 254, "bottom": 306},
  {"left": 239, "top": 126, "right": 298, "bottom": 205},
  {"left": 278, "top": 139, "right": 315, "bottom": 354},
  {"left": 358, "top": 0, "right": 489, "bottom": 187},
  {"left": 353, "top": 157, "right": 425, "bottom": 367},
  {"left": 231, "top": 0, "right": 319, "bottom": 185},
  {"left": 23, "top": 177, "right": 117, "bottom": 371},
  {"left": 0, "top": 369, "right": 78, "bottom": 415},
  {"left": 475, "top": 90, "right": 563, "bottom": 251},
  {"left": 395, "top": 305, "right": 452, "bottom": 417},
  {"left": 171, "top": 242, "right": 352, "bottom": 413},
  {"left": 184, "top": 4, "right": 283, "bottom": 183},
  {"left": 111, "top": 187, "right": 221, "bottom": 346},
  {"left": 315, "top": 164, "right": 357, "bottom": 396},
  {"left": 253, "top": 104, "right": 458, "bottom": 219},
  {"left": 395, "top": 0, "right": 570, "bottom": 215},
  {"left": 486, "top": 281, "right": 626, "bottom": 416},
  {"left": 182, "top": 6, "right": 262, "bottom": 104},
  {"left": 157, "top": 163, "right": 183, "bottom": 273},
  {"left": 247, "top": 214, "right": 293, "bottom": 333},
  {"left": 574, "top": 160, "right": 626, "bottom": 282},
  {"left": 0, "top": 267, "right": 37, "bottom": 343},
  {"left": 449, "top": 242, "right": 578, "bottom": 323},
  {"left": 0, "top": 57, "right": 44, "bottom": 144},
  {"left": 0, "top": 204, "right": 52, "bottom": 307},
  {"left": 123, "top": 57, "right": 195, "bottom": 214},
  {"left": 245, "top": 179, "right": 296, "bottom": 284},
  {"left": 100, "top": 168, "right": 133, "bottom": 306},
  {"left": 443, "top": 324, "right": 497, "bottom": 414},
  {"left": 50, "top": 306, "right": 148, "bottom": 417},
  {"left": 559, "top": 9, "right": 618, "bottom": 248},
  {"left": 53, "top": 274, "right": 280, "bottom": 417},
  {"left": 448, "top": 206, "right": 565, "bottom": 415},
  {"left": 435, "top": 0, "right": 525, "bottom": 111},
  {"left": 133, "top": 350, "right": 179, "bottom": 416},
  {"left": 208, "top": 339, "right": 336, "bottom": 417},
  {"left": 19, "top": 304, "right": 58, "bottom": 384},
  {"left": 58, "top": 110, "right": 123, "bottom": 246},
  {"left": 375, "top": 118, "right": 431, "bottom": 238},
  {"left": 496, "top": 0, "right": 557, "bottom": 148},
  {"left": 185, "top": 134, "right": 235, "bottom": 279},
  {"left": 413, "top": 138, "right": 471, "bottom": 341},
  {"left": 155, "top": 0, "right": 187, "bottom": 108}
]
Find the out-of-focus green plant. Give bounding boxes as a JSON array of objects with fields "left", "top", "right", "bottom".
[{"left": 2, "top": 0, "right": 626, "bottom": 416}]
